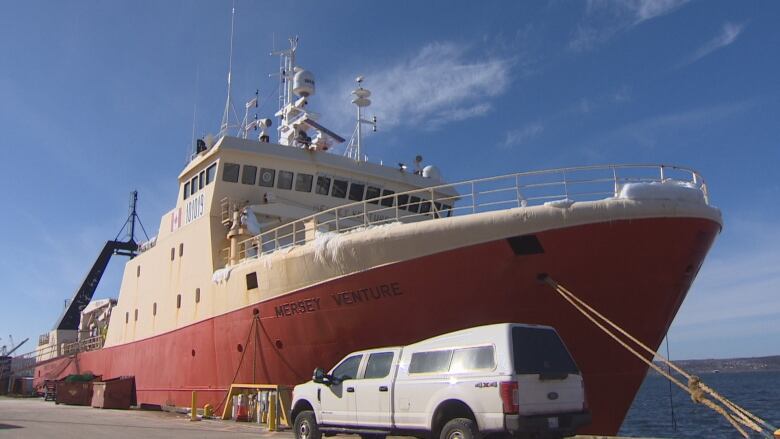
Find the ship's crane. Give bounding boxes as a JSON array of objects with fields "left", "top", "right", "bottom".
[
  {"left": 52, "top": 192, "right": 148, "bottom": 330},
  {"left": 0, "top": 336, "right": 27, "bottom": 356}
]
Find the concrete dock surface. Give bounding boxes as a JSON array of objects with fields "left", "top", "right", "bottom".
[{"left": 0, "top": 397, "right": 664, "bottom": 439}]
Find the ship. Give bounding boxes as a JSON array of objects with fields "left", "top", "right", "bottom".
[{"left": 29, "top": 39, "right": 721, "bottom": 435}]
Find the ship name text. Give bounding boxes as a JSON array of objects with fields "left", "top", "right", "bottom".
[
  {"left": 273, "top": 282, "right": 403, "bottom": 318},
  {"left": 275, "top": 297, "right": 321, "bottom": 317},
  {"left": 332, "top": 282, "right": 402, "bottom": 306}
]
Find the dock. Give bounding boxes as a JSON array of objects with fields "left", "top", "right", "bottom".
[{"left": 0, "top": 396, "right": 669, "bottom": 439}]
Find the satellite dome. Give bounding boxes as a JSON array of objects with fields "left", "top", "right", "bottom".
[
  {"left": 293, "top": 69, "right": 315, "bottom": 97},
  {"left": 422, "top": 165, "right": 442, "bottom": 181}
]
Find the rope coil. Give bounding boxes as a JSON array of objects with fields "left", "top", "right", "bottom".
[{"left": 538, "top": 274, "right": 777, "bottom": 439}]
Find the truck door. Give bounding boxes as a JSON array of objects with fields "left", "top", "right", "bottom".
[
  {"left": 320, "top": 354, "right": 363, "bottom": 425},
  {"left": 353, "top": 350, "right": 398, "bottom": 427}
]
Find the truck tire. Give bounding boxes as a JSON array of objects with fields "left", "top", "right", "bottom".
[
  {"left": 440, "top": 418, "right": 478, "bottom": 439},
  {"left": 294, "top": 410, "right": 321, "bottom": 439}
]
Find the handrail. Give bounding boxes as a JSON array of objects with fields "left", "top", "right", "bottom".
[{"left": 227, "top": 164, "right": 708, "bottom": 265}]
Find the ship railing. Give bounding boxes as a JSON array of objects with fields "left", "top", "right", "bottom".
[
  {"left": 61, "top": 335, "right": 105, "bottom": 356},
  {"left": 229, "top": 164, "right": 708, "bottom": 264}
]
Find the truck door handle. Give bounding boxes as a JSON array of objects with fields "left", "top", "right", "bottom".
[
  {"left": 379, "top": 386, "right": 388, "bottom": 392},
  {"left": 346, "top": 387, "right": 355, "bottom": 393}
]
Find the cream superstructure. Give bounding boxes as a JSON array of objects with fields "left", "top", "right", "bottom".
[{"left": 104, "top": 135, "right": 455, "bottom": 346}]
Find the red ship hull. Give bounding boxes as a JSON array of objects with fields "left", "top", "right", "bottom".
[{"left": 35, "top": 216, "right": 719, "bottom": 435}]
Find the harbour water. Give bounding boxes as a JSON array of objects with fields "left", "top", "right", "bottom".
[{"left": 619, "top": 371, "right": 780, "bottom": 438}]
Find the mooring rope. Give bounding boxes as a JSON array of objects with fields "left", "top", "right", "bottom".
[
  {"left": 539, "top": 274, "right": 777, "bottom": 439},
  {"left": 213, "top": 315, "right": 259, "bottom": 414}
]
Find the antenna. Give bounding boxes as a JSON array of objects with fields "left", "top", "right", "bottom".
[
  {"left": 189, "top": 65, "right": 200, "bottom": 161},
  {"left": 220, "top": 0, "right": 238, "bottom": 136}
]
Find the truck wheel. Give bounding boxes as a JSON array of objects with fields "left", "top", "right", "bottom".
[
  {"left": 440, "top": 418, "right": 478, "bottom": 439},
  {"left": 294, "top": 410, "right": 321, "bottom": 439}
]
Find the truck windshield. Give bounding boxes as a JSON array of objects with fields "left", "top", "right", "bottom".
[{"left": 512, "top": 327, "right": 578, "bottom": 375}]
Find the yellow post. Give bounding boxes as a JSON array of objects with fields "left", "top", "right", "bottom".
[
  {"left": 268, "top": 391, "right": 277, "bottom": 431},
  {"left": 190, "top": 391, "right": 200, "bottom": 422}
]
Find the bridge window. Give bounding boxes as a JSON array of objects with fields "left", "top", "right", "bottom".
[
  {"left": 183, "top": 182, "right": 190, "bottom": 200},
  {"left": 419, "top": 199, "right": 431, "bottom": 214},
  {"left": 259, "top": 168, "right": 275, "bottom": 187},
  {"left": 397, "top": 194, "right": 409, "bottom": 210},
  {"left": 277, "top": 170, "right": 294, "bottom": 190},
  {"left": 222, "top": 163, "right": 240, "bottom": 183},
  {"left": 190, "top": 176, "right": 199, "bottom": 196},
  {"left": 332, "top": 179, "right": 348, "bottom": 198},
  {"left": 349, "top": 183, "right": 365, "bottom": 201},
  {"left": 295, "top": 173, "right": 313, "bottom": 192},
  {"left": 242, "top": 165, "right": 257, "bottom": 185},
  {"left": 365, "top": 186, "right": 381, "bottom": 204},
  {"left": 315, "top": 176, "right": 331, "bottom": 195},
  {"left": 408, "top": 196, "right": 421, "bottom": 213},
  {"left": 205, "top": 163, "right": 217, "bottom": 184},
  {"left": 381, "top": 189, "right": 395, "bottom": 207},
  {"left": 199, "top": 170, "right": 205, "bottom": 190}
]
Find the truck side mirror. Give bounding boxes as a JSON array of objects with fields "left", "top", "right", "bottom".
[{"left": 312, "top": 367, "right": 327, "bottom": 384}]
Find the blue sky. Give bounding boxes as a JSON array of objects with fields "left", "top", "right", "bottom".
[{"left": 1, "top": 0, "right": 778, "bottom": 360}]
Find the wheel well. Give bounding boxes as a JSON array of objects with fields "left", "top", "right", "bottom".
[
  {"left": 431, "top": 399, "right": 476, "bottom": 436},
  {"left": 291, "top": 400, "right": 314, "bottom": 423}
]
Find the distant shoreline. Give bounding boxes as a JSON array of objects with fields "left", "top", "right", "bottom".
[{"left": 650, "top": 355, "right": 780, "bottom": 375}]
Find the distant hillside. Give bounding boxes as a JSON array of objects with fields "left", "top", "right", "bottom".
[{"left": 650, "top": 355, "right": 780, "bottom": 374}]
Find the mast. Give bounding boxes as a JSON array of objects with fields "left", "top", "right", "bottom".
[{"left": 347, "top": 76, "right": 376, "bottom": 162}]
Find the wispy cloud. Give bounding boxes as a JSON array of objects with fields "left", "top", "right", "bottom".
[
  {"left": 584, "top": 99, "right": 755, "bottom": 152},
  {"left": 569, "top": 0, "right": 690, "bottom": 52},
  {"left": 680, "top": 22, "right": 746, "bottom": 67},
  {"left": 501, "top": 123, "right": 544, "bottom": 149},
  {"left": 323, "top": 42, "right": 512, "bottom": 135}
]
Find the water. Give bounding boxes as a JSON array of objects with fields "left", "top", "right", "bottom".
[{"left": 619, "top": 371, "right": 780, "bottom": 438}]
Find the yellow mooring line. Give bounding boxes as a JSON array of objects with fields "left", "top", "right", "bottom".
[{"left": 538, "top": 274, "right": 778, "bottom": 439}]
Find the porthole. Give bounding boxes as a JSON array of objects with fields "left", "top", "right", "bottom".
[
  {"left": 179, "top": 243, "right": 184, "bottom": 257},
  {"left": 177, "top": 294, "right": 182, "bottom": 309},
  {"left": 153, "top": 302, "right": 157, "bottom": 316},
  {"left": 170, "top": 247, "right": 175, "bottom": 261},
  {"left": 134, "top": 309, "right": 138, "bottom": 321},
  {"left": 195, "top": 288, "right": 201, "bottom": 303}
]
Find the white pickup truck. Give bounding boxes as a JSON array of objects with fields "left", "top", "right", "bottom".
[{"left": 291, "top": 323, "right": 591, "bottom": 439}]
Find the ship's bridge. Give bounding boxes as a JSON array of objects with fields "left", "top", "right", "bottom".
[{"left": 152, "top": 135, "right": 457, "bottom": 268}]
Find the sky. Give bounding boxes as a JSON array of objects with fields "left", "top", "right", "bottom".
[{"left": 1, "top": 0, "right": 778, "bottom": 360}]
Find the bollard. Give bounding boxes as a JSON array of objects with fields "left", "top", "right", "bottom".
[
  {"left": 268, "top": 391, "right": 277, "bottom": 431},
  {"left": 190, "top": 391, "right": 200, "bottom": 422}
]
